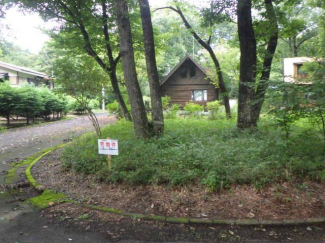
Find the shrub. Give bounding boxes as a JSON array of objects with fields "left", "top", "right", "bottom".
[
  {"left": 88, "top": 99, "right": 100, "bottom": 110},
  {"left": 106, "top": 100, "right": 131, "bottom": 119},
  {"left": 61, "top": 118, "right": 325, "bottom": 190},
  {"left": 0, "top": 126, "right": 7, "bottom": 133},
  {"left": 0, "top": 82, "right": 20, "bottom": 125},
  {"left": 0, "top": 83, "right": 69, "bottom": 124},
  {"left": 16, "top": 85, "right": 44, "bottom": 124},
  {"left": 162, "top": 96, "right": 171, "bottom": 111},
  {"left": 164, "top": 104, "right": 180, "bottom": 119},
  {"left": 206, "top": 100, "right": 221, "bottom": 120},
  {"left": 184, "top": 101, "right": 203, "bottom": 117}
]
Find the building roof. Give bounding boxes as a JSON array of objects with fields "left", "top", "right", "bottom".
[
  {"left": 160, "top": 54, "right": 208, "bottom": 86},
  {"left": 0, "top": 60, "right": 49, "bottom": 79}
]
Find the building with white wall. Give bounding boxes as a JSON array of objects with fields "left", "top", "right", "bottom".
[
  {"left": 0, "top": 61, "right": 53, "bottom": 89},
  {"left": 283, "top": 57, "right": 315, "bottom": 83}
]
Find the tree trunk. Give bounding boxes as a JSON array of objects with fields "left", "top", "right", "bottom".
[
  {"left": 139, "top": 0, "right": 164, "bottom": 136},
  {"left": 101, "top": 1, "right": 132, "bottom": 121},
  {"left": 113, "top": 0, "right": 149, "bottom": 138},
  {"left": 293, "top": 37, "right": 298, "bottom": 57},
  {"left": 288, "top": 37, "right": 293, "bottom": 56},
  {"left": 6, "top": 114, "right": 10, "bottom": 125},
  {"left": 251, "top": 0, "right": 278, "bottom": 124},
  {"left": 110, "top": 67, "right": 132, "bottom": 121},
  {"left": 206, "top": 46, "right": 231, "bottom": 117},
  {"left": 237, "top": 0, "right": 257, "bottom": 128}
]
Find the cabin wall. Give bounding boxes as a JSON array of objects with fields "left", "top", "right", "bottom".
[
  {"left": 161, "top": 60, "right": 218, "bottom": 108},
  {"left": 0, "top": 66, "right": 51, "bottom": 88}
]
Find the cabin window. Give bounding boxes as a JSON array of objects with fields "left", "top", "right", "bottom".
[
  {"left": 191, "top": 90, "right": 207, "bottom": 101},
  {"left": 0, "top": 73, "right": 8, "bottom": 82},
  {"left": 189, "top": 65, "right": 196, "bottom": 78},
  {"left": 296, "top": 64, "right": 306, "bottom": 74},
  {"left": 295, "top": 63, "right": 308, "bottom": 79},
  {"left": 180, "top": 67, "right": 187, "bottom": 78}
]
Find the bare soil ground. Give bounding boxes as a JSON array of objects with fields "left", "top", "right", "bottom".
[
  {"left": 33, "top": 149, "right": 325, "bottom": 221},
  {"left": 42, "top": 202, "right": 325, "bottom": 242}
]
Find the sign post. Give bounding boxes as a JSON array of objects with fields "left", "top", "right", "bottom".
[{"left": 98, "top": 138, "right": 118, "bottom": 169}]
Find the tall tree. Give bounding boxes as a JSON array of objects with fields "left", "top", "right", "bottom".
[
  {"left": 279, "top": 1, "right": 318, "bottom": 57},
  {"left": 236, "top": 0, "right": 279, "bottom": 128},
  {"left": 139, "top": 0, "right": 164, "bottom": 136},
  {"left": 156, "top": 4, "right": 232, "bottom": 118},
  {"left": 14, "top": 0, "right": 131, "bottom": 121},
  {"left": 237, "top": 0, "right": 257, "bottom": 128},
  {"left": 113, "top": 0, "right": 149, "bottom": 138}
]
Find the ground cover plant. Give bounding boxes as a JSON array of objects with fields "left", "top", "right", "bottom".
[{"left": 62, "top": 118, "right": 325, "bottom": 191}]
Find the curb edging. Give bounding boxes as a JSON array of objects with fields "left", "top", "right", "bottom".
[{"left": 25, "top": 145, "right": 325, "bottom": 227}]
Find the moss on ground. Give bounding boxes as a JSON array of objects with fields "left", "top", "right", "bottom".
[
  {"left": 5, "top": 144, "right": 67, "bottom": 185},
  {"left": 0, "top": 190, "right": 10, "bottom": 198},
  {"left": 28, "top": 189, "right": 69, "bottom": 208}
]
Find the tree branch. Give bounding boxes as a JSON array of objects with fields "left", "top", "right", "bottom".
[
  {"left": 101, "top": 0, "right": 115, "bottom": 68},
  {"left": 154, "top": 6, "right": 178, "bottom": 12}
]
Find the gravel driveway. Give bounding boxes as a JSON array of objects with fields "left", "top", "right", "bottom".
[{"left": 0, "top": 113, "right": 118, "bottom": 243}]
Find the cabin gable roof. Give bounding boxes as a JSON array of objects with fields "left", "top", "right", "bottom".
[
  {"left": 160, "top": 54, "right": 209, "bottom": 86},
  {"left": 0, "top": 60, "right": 49, "bottom": 79}
]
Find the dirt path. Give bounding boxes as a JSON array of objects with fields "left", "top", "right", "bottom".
[{"left": 0, "top": 113, "right": 118, "bottom": 243}]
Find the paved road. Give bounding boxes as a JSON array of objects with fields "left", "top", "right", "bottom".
[{"left": 0, "top": 113, "right": 118, "bottom": 243}]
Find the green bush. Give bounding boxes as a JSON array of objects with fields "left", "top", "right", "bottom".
[
  {"left": 88, "top": 99, "right": 100, "bottom": 110},
  {"left": 0, "top": 82, "right": 20, "bottom": 125},
  {"left": 0, "top": 82, "right": 69, "bottom": 123},
  {"left": 184, "top": 101, "right": 203, "bottom": 117},
  {"left": 106, "top": 100, "right": 119, "bottom": 114},
  {"left": 0, "top": 126, "right": 7, "bottom": 133},
  {"left": 162, "top": 96, "right": 171, "bottom": 111},
  {"left": 106, "top": 100, "right": 131, "bottom": 118},
  {"left": 164, "top": 104, "right": 180, "bottom": 119},
  {"left": 16, "top": 85, "right": 44, "bottom": 124},
  {"left": 61, "top": 118, "right": 325, "bottom": 191},
  {"left": 206, "top": 100, "right": 221, "bottom": 120}
]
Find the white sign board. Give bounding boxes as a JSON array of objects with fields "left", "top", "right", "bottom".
[{"left": 98, "top": 139, "right": 118, "bottom": 155}]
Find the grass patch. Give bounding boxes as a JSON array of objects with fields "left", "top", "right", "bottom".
[
  {"left": 0, "top": 126, "right": 7, "bottom": 133},
  {"left": 61, "top": 118, "right": 325, "bottom": 190}
]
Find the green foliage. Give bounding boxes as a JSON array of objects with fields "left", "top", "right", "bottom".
[
  {"left": 301, "top": 61, "right": 325, "bottom": 137},
  {"left": 38, "top": 86, "right": 67, "bottom": 119},
  {"left": 61, "top": 118, "right": 325, "bottom": 191},
  {"left": 171, "top": 104, "right": 180, "bottom": 111},
  {"left": 106, "top": 100, "right": 131, "bottom": 119},
  {"left": 14, "top": 85, "right": 44, "bottom": 123},
  {"left": 0, "top": 82, "right": 19, "bottom": 124},
  {"left": 0, "top": 82, "right": 68, "bottom": 124},
  {"left": 88, "top": 99, "right": 100, "bottom": 110},
  {"left": 206, "top": 100, "right": 221, "bottom": 120},
  {"left": 184, "top": 101, "right": 203, "bottom": 117},
  {"left": 0, "top": 39, "right": 41, "bottom": 69},
  {"left": 106, "top": 100, "right": 120, "bottom": 114},
  {"left": 265, "top": 81, "right": 306, "bottom": 138},
  {"left": 164, "top": 104, "right": 181, "bottom": 119},
  {"left": 0, "top": 126, "right": 6, "bottom": 133},
  {"left": 270, "top": 107, "right": 302, "bottom": 138},
  {"left": 162, "top": 96, "right": 171, "bottom": 111}
]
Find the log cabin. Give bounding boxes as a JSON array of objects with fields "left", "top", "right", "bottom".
[{"left": 160, "top": 54, "right": 219, "bottom": 108}]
